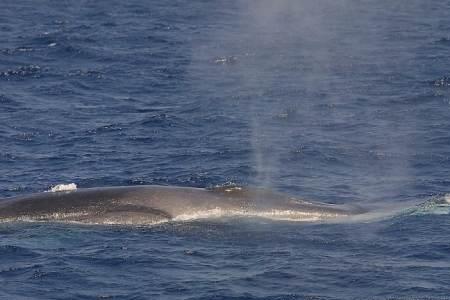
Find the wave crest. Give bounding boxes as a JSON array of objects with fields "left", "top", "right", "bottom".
[{"left": 48, "top": 183, "right": 77, "bottom": 193}]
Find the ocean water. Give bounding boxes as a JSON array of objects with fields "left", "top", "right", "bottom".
[{"left": 1, "top": 0, "right": 450, "bottom": 299}]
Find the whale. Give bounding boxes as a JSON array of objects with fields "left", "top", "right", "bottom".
[{"left": 0, "top": 185, "right": 366, "bottom": 225}]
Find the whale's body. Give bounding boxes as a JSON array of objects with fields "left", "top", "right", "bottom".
[{"left": 0, "top": 185, "right": 365, "bottom": 225}]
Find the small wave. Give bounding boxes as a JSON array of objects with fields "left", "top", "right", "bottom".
[
  {"left": 435, "top": 37, "right": 450, "bottom": 45},
  {"left": 405, "top": 195, "right": 450, "bottom": 216},
  {"left": 0, "top": 46, "right": 34, "bottom": 55},
  {"left": 0, "top": 65, "right": 42, "bottom": 80},
  {"left": 48, "top": 183, "right": 77, "bottom": 192},
  {"left": 212, "top": 55, "right": 238, "bottom": 65},
  {"left": 0, "top": 94, "right": 18, "bottom": 105},
  {"left": 87, "top": 123, "right": 124, "bottom": 135},
  {"left": 67, "top": 69, "right": 104, "bottom": 79},
  {"left": 432, "top": 76, "right": 450, "bottom": 87}
]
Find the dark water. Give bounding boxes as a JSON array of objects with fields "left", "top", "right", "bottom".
[{"left": 1, "top": 0, "right": 450, "bottom": 299}]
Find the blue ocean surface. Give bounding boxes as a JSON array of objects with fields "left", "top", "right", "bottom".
[{"left": 1, "top": 0, "right": 450, "bottom": 299}]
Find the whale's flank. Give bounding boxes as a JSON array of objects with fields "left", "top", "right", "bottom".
[{"left": 0, "top": 185, "right": 362, "bottom": 225}]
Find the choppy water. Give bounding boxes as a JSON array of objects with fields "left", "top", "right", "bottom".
[{"left": 1, "top": 0, "right": 450, "bottom": 299}]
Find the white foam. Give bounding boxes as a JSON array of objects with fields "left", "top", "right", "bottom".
[
  {"left": 48, "top": 183, "right": 77, "bottom": 193},
  {"left": 172, "top": 208, "right": 345, "bottom": 222},
  {"left": 0, "top": 212, "right": 169, "bottom": 227},
  {"left": 0, "top": 212, "right": 88, "bottom": 224},
  {"left": 445, "top": 194, "right": 450, "bottom": 204},
  {"left": 406, "top": 195, "right": 450, "bottom": 216}
]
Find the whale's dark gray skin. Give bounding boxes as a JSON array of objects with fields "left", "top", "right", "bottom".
[{"left": 0, "top": 185, "right": 365, "bottom": 225}]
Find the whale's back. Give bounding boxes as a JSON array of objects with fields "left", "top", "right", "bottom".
[{"left": 0, "top": 185, "right": 363, "bottom": 225}]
